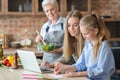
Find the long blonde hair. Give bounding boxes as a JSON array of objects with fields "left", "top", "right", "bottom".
[
  {"left": 63, "top": 10, "right": 84, "bottom": 61},
  {"left": 80, "top": 12, "right": 110, "bottom": 58}
]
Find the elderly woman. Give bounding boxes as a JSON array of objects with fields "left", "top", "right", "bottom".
[{"left": 36, "top": 0, "right": 66, "bottom": 64}]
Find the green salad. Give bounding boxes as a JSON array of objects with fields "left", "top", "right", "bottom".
[{"left": 39, "top": 43, "right": 56, "bottom": 51}]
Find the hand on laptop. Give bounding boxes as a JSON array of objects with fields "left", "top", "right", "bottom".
[
  {"left": 41, "top": 61, "right": 54, "bottom": 68},
  {"left": 40, "top": 65, "right": 49, "bottom": 71}
]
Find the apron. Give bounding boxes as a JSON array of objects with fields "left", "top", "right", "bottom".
[{"left": 42, "top": 23, "right": 64, "bottom": 63}]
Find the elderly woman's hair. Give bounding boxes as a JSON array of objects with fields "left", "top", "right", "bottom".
[{"left": 42, "top": 0, "right": 59, "bottom": 10}]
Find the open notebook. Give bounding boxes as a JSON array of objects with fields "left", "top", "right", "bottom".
[{"left": 17, "top": 50, "right": 53, "bottom": 73}]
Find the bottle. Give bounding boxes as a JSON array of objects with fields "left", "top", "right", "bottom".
[
  {"left": 18, "top": 4, "right": 23, "bottom": 12},
  {"left": 71, "top": 4, "right": 75, "bottom": 11},
  {"left": 26, "top": 0, "right": 30, "bottom": 4},
  {"left": 0, "top": 41, "right": 3, "bottom": 60},
  {"left": 14, "top": 52, "right": 18, "bottom": 69}
]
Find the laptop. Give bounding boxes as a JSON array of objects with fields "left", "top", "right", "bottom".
[{"left": 17, "top": 50, "right": 53, "bottom": 73}]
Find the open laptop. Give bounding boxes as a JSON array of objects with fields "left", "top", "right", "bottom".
[{"left": 17, "top": 50, "right": 53, "bottom": 73}]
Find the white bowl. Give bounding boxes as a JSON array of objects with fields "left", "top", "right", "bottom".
[
  {"left": 10, "top": 41, "right": 20, "bottom": 48},
  {"left": 20, "top": 39, "right": 32, "bottom": 47}
]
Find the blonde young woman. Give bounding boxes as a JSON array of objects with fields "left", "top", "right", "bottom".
[
  {"left": 56, "top": 10, "right": 84, "bottom": 64},
  {"left": 55, "top": 13, "right": 117, "bottom": 80}
]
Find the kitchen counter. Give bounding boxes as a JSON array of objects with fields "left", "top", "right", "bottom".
[
  {"left": 4, "top": 47, "right": 43, "bottom": 58},
  {"left": 0, "top": 67, "right": 88, "bottom": 80}
]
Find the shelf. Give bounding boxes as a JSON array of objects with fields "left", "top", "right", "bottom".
[
  {"left": 110, "top": 38, "right": 120, "bottom": 41},
  {"left": 4, "top": 47, "right": 43, "bottom": 58},
  {"left": 103, "top": 17, "right": 120, "bottom": 21},
  {"left": 111, "top": 47, "right": 120, "bottom": 49}
]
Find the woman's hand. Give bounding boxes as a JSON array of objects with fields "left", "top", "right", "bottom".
[
  {"left": 65, "top": 72, "right": 78, "bottom": 77},
  {"left": 65, "top": 71, "right": 87, "bottom": 78},
  {"left": 48, "top": 48, "right": 63, "bottom": 53},
  {"left": 41, "top": 61, "right": 49, "bottom": 66},
  {"left": 41, "top": 61, "right": 54, "bottom": 68},
  {"left": 35, "top": 35, "right": 42, "bottom": 42},
  {"left": 35, "top": 34, "right": 46, "bottom": 44},
  {"left": 54, "top": 62, "right": 59, "bottom": 75},
  {"left": 54, "top": 62, "right": 65, "bottom": 74},
  {"left": 54, "top": 62, "right": 77, "bottom": 75},
  {"left": 48, "top": 48, "right": 58, "bottom": 53},
  {"left": 54, "top": 62, "right": 72, "bottom": 74}
]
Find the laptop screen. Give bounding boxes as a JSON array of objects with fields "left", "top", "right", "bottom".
[{"left": 17, "top": 50, "right": 41, "bottom": 73}]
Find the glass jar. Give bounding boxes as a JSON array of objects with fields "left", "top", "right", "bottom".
[{"left": 0, "top": 42, "right": 3, "bottom": 60}]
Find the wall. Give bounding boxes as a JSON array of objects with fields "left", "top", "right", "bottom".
[
  {"left": 0, "top": 15, "right": 47, "bottom": 47},
  {"left": 0, "top": 0, "right": 120, "bottom": 48},
  {"left": 91, "top": 0, "right": 120, "bottom": 19}
]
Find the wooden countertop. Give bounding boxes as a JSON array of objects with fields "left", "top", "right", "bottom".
[
  {"left": 0, "top": 67, "right": 88, "bottom": 80},
  {"left": 4, "top": 47, "right": 43, "bottom": 58}
]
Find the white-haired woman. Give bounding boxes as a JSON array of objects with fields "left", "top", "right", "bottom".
[{"left": 36, "top": 0, "right": 66, "bottom": 64}]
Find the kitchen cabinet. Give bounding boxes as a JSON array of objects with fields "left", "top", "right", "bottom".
[
  {"left": 65, "top": 0, "right": 91, "bottom": 15},
  {"left": 101, "top": 15, "right": 120, "bottom": 42},
  {"left": 100, "top": 16, "right": 120, "bottom": 42},
  {"left": 4, "top": 0, "right": 35, "bottom": 15},
  {"left": 0, "top": 0, "right": 91, "bottom": 16},
  {"left": 105, "top": 21, "right": 120, "bottom": 42},
  {"left": 34, "top": 0, "right": 92, "bottom": 15}
]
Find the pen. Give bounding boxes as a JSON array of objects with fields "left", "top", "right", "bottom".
[
  {"left": 56, "top": 63, "right": 58, "bottom": 71},
  {"left": 55, "top": 63, "right": 59, "bottom": 75}
]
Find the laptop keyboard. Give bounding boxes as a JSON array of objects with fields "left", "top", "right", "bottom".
[{"left": 40, "top": 66, "right": 54, "bottom": 73}]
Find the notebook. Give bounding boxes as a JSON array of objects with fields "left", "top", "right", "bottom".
[{"left": 17, "top": 50, "right": 53, "bottom": 73}]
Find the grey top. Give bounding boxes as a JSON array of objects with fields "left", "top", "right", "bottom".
[
  {"left": 55, "top": 53, "right": 78, "bottom": 65},
  {"left": 56, "top": 42, "right": 79, "bottom": 64}
]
